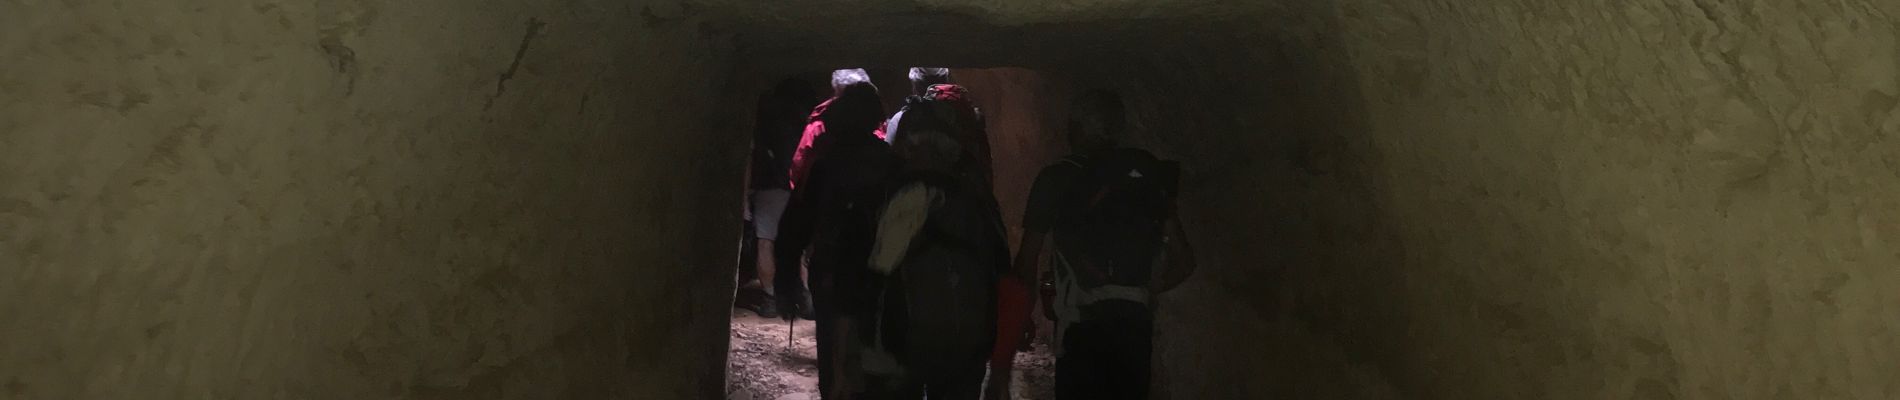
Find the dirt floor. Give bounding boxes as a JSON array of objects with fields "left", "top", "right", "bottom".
[{"left": 725, "top": 293, "right": 1056, "bottom": 400}]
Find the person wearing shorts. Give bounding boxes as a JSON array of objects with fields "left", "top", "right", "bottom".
[
  {"left": 747, "top": 78, "right": 818, "bottom": 319},
  {"left": 750, "top": 188, "right": 796, "bottom": 316}
]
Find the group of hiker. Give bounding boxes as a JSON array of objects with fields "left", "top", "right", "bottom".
[{"left": 740, "top": 68, "right": 1197, "bottom": 400}]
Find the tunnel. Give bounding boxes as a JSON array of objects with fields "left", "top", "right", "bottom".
[{"left": 3, "top": 0, "right": 1898, "bottom": 399}]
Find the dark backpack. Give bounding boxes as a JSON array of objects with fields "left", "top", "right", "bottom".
[
  {"left": 873, "top": 173, "right": 1007, "bottom": 378},
  {"left": 805, "top": 134, "right": 900, "bottom": 261},
  {"left": 1052, "top": 148, "right": 1179, "bottom": 291},
  {"left": 893, "top": 87, "right": 991, "bottom": 185}
]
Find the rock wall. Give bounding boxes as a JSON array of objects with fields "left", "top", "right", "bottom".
[
  {"left": 947, "top": 68, "right": 1071, "bottom": 247},
  {"left": 1114, "top": 1, "right": 1900, "bottom": 399},
  {"left": 0, "top": 0, "right": 745, "bottom": 398},
  {"left": 1320, "top": 1, "right": 1900, "bottom": 398}
]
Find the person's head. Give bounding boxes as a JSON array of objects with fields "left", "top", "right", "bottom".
[
  {"left": 830, "top": 68, "right": 873, "bottom": 94},
  {"left": 908, "top": 68, "right": 951, "bottom": 96},
  {"left": 821, "top": 81, "right": 886, "bottom": 139},
  {"left": 1067, "top": 89, "right": 1126, "bottom": 153}
]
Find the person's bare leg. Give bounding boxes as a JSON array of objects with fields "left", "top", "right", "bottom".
[{"left": 755, "top": 239, "right": 777, "bottom": 296}]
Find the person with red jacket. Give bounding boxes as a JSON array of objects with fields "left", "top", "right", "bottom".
[
  {"left": 788, "top": 69, "right": 888, "bottom": 191},
  {"left": 775, "top": 68, "right": 899, "bottom": 398}
]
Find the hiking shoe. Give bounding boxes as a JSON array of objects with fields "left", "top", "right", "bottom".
[
  {"left": 797, "top": 294, "right": 816, "bottom": 321},
  {"left": 745, "top": 294, "right": 780, "bottom": 319}
]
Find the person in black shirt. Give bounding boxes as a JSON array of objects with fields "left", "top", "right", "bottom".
[{"left": 998, "top": 90, "right": 1198, "bottom": 400}]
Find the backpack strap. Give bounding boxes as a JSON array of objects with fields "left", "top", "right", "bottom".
[
  {"left": 1048, "top": 155, "right": 1115, "bottom": 283},
  {"left": 1057, "top": 155, "right": 1087, "bottom": 170}
]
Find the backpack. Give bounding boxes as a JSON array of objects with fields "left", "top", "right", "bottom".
[
  {"left": 870, "top": 172, "right": 1008, "bottom": 378},
  {"left": 1051, "top": 148, "right": 1179, "bottom": 297},
  {"left": 804, "top": 134, "right": 900, "bottom": 263},
  {"left": 892, "top": 85, "right": 991, "bottom": 185}
]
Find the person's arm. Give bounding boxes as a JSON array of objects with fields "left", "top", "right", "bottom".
[
  {"left": 1012, "top": 229, "right": 1048, "bottom": 291},
  {"left": 1016, "top": 163, "right": 1074, "bottom": 319},
  {"left": 1154, "top": 216, "right": 1197, "bottom": 293},
  {"left": 992, "top": 219, "right": 1041, "bottom": 357},
  {"left": 772, "top": 165, "right": 822, "bottom": 320},
  {"left": 741, "top": 163, "right": 753, "bottom": 222},
  {"left": 788, "top": 117, "right": 824, "bottom": 190},
  {"left": 1014, "top": 229, "right": 1053, "bottom": 319},
  {"left": 985, "top": 228, "right": 1042, "bottom": 400},
  {"left": 742, "top": 142, "right": 755, "bottom": 192}
]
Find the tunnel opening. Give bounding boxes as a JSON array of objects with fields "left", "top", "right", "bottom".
[{"left": 722, "top": 67, "right": 1073, "bottom": 400}]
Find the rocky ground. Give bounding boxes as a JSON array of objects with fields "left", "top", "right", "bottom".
[{"left": 726, "top": 292, "right": 1056, "bottom": 400}]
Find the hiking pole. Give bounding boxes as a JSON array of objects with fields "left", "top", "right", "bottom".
[{"left": 786, "top": 319, "right": 795, "bottom": 353}]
